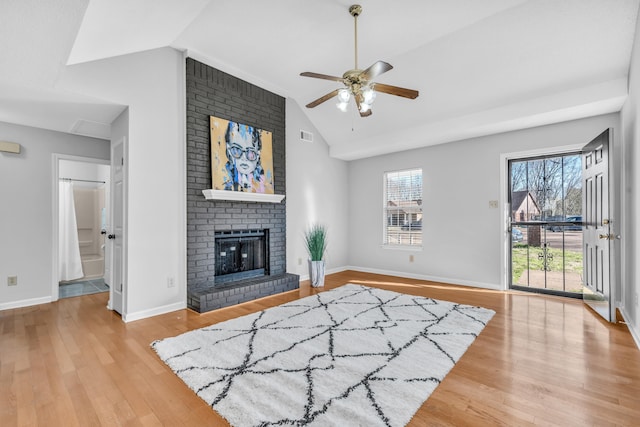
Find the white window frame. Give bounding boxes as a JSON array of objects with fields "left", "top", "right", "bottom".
[{"left": 382, "top": 168, "right": 423, "bottom": 249}]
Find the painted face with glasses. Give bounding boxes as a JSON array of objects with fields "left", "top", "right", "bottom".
[
  {"left": 224, "top": 121, "right": 264, "bottom": 191},
  {"left": 227, "top": 139, "right": 259, "bottom": 173}
]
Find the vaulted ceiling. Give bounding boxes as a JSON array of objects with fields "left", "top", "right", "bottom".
[{"left": 1, "top": 0, "right": 638, "bottom": 159}]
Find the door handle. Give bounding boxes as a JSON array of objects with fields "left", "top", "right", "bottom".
[
  {"left": 108, "top": 234, "right": 116, "bottom": 240},
  {"left": 598, "top": 234, "right": 614, "bottom": 240}
]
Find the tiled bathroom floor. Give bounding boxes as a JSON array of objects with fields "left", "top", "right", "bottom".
[{"left": 59, "top": 278, "right": 109, "bottom": 299}]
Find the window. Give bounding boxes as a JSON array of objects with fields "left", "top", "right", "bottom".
[{"left": 383, "top": 168, "right": 423, "bottom": 247}]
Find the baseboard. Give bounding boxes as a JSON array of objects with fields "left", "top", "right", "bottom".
[
  {"left": 123, "top": 300, "right": 186, "bottom": 323},
  {"left": 0, "top": 296, "right": 52, "bottom": 311},
  {"left": 345, "top": 266, "right": 502, "bottom": 291},
  {"left": 619, "top": 307, "right": 640, "bottom": 350},
  {"left": 298, "top": 265, "right": 349, "bottom": 282}
]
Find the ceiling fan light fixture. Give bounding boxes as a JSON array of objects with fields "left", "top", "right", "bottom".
[
  {"left": 362, "top": 86, "right": 376, "bottom": 104},
  {"left": 337, "top": 88, "right": 351, "bottom": 103},
  {"left": 337, "top": 101, "right": 349, "bottom": 112}
]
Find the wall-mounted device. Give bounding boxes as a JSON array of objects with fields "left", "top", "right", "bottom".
[{"left": 0, "top": 141, "right": 21, "bottom": 154}]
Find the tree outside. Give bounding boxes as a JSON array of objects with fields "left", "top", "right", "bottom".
[{"left": 511, "top": 155, "right": 581, "bottom": 219}]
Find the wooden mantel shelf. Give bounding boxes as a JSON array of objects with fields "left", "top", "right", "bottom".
[{"left": 202, "top": 189, "right": 285, "bottom": 203}]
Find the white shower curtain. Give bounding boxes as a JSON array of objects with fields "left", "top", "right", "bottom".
[{"left": 59, "top": 181, "right": 84, "bottom": 281}]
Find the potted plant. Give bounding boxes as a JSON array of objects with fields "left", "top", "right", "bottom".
[{"left": 304, "top": 224, "right": 327, "bottom": 287}]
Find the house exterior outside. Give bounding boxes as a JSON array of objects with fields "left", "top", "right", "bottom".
[{"left": 511, "top": 190, "right": 541, "bottom": 221}]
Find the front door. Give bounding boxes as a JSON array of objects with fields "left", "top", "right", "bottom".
[{"left": 582, "top": 129, "right": 612, "bottom": 322}]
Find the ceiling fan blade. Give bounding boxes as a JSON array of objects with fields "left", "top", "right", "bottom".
[
  {"left": 374, "top": 83, "right": 419, "bottom": 99},
  {"left": 305, "top": 89, "right": 340, "bottom": 108},
  {"left": 354, "top": 94, "right": 373, "bottom": 117},
  {"left": 360, "top": 61, "right": 393, "bottom": 81},
  {"left": 300, "top": 72, "right": 344, "bottom": 82}
]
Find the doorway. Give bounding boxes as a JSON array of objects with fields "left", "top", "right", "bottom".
[
  {"left": 508, "top": 152, "right": 584, "bottom": 297},
  {"left": 53, "top": 155, "right": 111, "bottom": 300}
]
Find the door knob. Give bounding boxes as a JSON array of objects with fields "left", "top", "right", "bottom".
[{"left": 108, "top": 234, "right": 116, "bottom": 240}]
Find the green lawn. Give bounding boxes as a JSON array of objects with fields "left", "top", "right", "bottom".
[{"left": 512, "top": 244, "right": 583, "bottom": 288}]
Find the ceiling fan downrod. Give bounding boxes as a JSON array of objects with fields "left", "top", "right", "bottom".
[{"left": 349, "top": 4, "right": 362, "bottom": 71}]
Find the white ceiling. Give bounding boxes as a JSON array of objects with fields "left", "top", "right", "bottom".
[{"left": 1, "top": 0, "right": 638, "bottom": 158}]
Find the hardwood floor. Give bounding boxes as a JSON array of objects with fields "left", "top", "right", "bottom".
[{"left": 1, "top": 270, "right": 639, "bottom": 426}]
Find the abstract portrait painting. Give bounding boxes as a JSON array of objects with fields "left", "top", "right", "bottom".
[{"left": 210, "top": 116, "right": 274, "bottom": 194}]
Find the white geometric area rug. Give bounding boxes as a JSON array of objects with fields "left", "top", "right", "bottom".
[{"left": 151, "top": 284, "right": 495, "bottom": 427}]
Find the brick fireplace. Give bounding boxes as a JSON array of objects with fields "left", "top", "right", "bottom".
[{"left": 185, "top": 58, "right": 299, "bottom": 313}]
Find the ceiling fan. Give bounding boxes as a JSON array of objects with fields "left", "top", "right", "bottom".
[{"left": 300, "top": 4, "right": 419, "bottom": 117}]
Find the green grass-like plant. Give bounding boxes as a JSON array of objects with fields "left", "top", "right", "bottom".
[
  {"left": 304, "top": 224, "right": 327, "bottom": 261},
  {"left": 511, "top": 245, "right": 583, "bottom": 292}
]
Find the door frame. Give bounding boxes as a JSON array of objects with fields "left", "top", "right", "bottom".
[
  {"left": 499, "top": 144, "right": 584, "bottom": 292},
  {"left": 51, "top": 154, "right": 111, "bottom": 302},
  {"left": 500, "top": 138, "right": 620, "bottom": 316}
]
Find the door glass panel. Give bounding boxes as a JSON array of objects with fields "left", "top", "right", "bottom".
[{"left": 510, "top": 153, "right": 583, "bottom": 296}]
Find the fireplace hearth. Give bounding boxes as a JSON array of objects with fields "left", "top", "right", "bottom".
[{"left": 186, "top": 226, "right": 299, "bottom": 313}]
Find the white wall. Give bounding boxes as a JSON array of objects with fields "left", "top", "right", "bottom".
[
  {"left": 620, "top": 7, "right": 640, "bottom": 346},
  {"left": 0, "top": 121, "right": 109, "bottom": 309},
  {"left": 348, "top": 114, "right": 621, "bottom": 290},
  {"left": 286, "top": 100, "right": 349, "bottom": 279},
  {"left": 59, "top": 48, "right": 186, "bottom": 321}
]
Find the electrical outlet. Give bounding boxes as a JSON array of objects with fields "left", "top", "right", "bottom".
[
  {"left": 489, "top": 200, "right": 499, "bottom": 209},
  {"left": 8, "top": 276, "right": 17, "bottom": 286},
  {"left": 167, "top": 277, "right": 175, "bottom": 288},
  {"left": 409, "top": 255, "right": 414, "bottom": 263},
  {"left": 298, "top": 258, "right": 302, "bottom": 265}
]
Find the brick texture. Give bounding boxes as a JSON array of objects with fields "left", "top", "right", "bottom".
[
  {"left": 188, "top": 273, "right": 300, "bottom": 313},
  {"left": 185, "top": 58, "right": 297, "bottom": 311}
]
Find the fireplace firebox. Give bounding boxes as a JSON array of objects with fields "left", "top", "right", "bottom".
[{"left": 214, "top": 229, "right": 269, "bottom": 284}]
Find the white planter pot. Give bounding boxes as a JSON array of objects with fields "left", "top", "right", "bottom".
[{"left": 308, "top": 260, "right": 325, "bottom": 288}]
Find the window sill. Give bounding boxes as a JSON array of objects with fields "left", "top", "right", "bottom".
[{"left": 381, "top": 245, "right": 423, "bottom": 252}]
